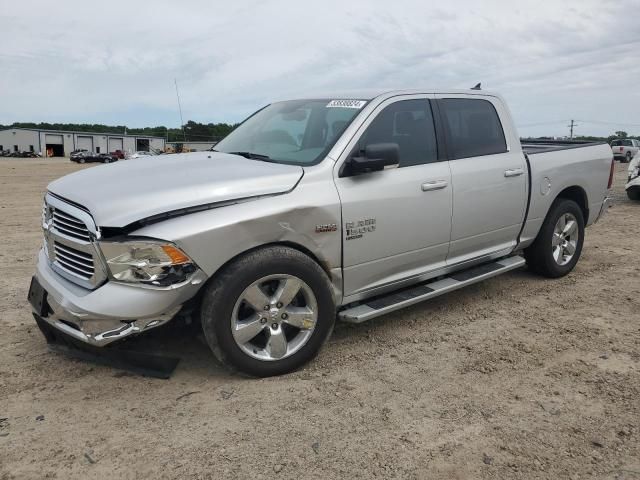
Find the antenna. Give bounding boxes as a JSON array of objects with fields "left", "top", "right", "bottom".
[
  {"left": 471, "top": 82, "right": 481, "bottom": 90},
  {"left": 174, "top": 78, "right": 186, "bottom": 142}
]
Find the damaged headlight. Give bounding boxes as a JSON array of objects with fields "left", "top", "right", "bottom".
[{"left": 99, "top": 240, "right": 197, "bottom": 287}]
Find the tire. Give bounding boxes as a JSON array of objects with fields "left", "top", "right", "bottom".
[
  {"left": 78, "top": 158, "right": 85, "bottom": 164},
  {"left": 524, "top": 198, "right": 585, "bottom": 278},
  {"left": 627, "top": 188, "right": 640, "bottom": 201},
  {"left": 200, "top": 246, "right": 336, "bottom": 377},
  {"left": 625, "top": 152, "right": 632, "bottom": 163},
  {"left": 102, "top": 158, "right": 109, "bottom": 163}
]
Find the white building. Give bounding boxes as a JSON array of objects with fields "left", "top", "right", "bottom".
[{"left": 0, "top": 128, "right": 165, "bottom": 157}]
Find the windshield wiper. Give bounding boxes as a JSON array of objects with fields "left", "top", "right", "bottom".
[{"left": 227, "top": 151, "right": 275, "bottom": 162}]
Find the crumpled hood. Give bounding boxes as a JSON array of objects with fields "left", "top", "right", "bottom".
[{"left": 47, "top": 151, "right": 304, "bottom": 227}]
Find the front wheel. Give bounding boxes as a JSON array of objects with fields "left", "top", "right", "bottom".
[
  {"left": 525, "top": 199, "right": 585, "bottom": 278},
  {"left": 200, "top": 246, "right": 336, "bottom": 377}
]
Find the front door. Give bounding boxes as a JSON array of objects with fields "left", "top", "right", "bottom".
[
  {"left": 334, "top": 96, "right": 452, "bottom": 299},
  {"left": 435, "top": 95, "right": 528, "bottom": 265}
]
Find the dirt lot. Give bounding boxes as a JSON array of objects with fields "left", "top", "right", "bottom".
[{"left": 0, "top": 158, "right": 638, "bottom": 479}]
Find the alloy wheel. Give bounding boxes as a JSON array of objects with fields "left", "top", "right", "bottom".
[
  {"left": 231, "top": 274, "right": 318, "bottom": 361},
  {"left": 552, "top": 213, "right": 579, "bottom": 266}
]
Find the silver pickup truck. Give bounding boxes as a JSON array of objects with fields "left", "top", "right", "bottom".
[{"left": 29, "top": 89, "right": 613, "bottom": 376}]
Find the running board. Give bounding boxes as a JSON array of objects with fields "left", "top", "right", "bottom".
[{"left": 338, "top": 256, "right": 525, "bottom": 324}]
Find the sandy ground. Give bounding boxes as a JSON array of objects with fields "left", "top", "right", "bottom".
[{"left": 0, "top": 158, "right": 638, "bottom": 480}]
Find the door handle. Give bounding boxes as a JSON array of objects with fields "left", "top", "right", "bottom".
[
  {"left": 421, "top": 180, "right": 448, "bottom": 192},
  {"left": 504, "top": 168, "right": 524, "bottom": 177}
]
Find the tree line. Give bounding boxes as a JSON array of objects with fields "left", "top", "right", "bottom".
[{"left": 0, "top": 120, "right": 237, "bottom": 143}]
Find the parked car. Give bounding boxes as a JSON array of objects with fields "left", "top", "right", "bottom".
[
  {"left": 626, "top": 151, "right": 640, "bottom": 200},
  {"left": 29, "top": 89, "right": 612, "bottom": 377},
  {"left": 110, "top": 149, "right": 125, "bottom": 159},
  {"left": 70, "top": 150, "right": 117, "bottom": 164},
  {"left": 610, "top": 139, "right": 639, "bottom": 163},
  {"left": 127, "top": 150, "right": 157, "bottom": 159}
]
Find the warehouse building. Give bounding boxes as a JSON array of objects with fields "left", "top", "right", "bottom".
[{"left": 0, "top": 128, "right": 165, "bottom": 157}]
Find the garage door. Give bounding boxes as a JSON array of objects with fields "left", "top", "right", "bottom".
[
  {"left": 108, "top": 137, "right": 123, "bottom": 152},
  {"left": 77, "top": 136, "right": 94, "bottom": 151},
  {"left": 45, "top": 134, "right": 63, "bottom": 145}
]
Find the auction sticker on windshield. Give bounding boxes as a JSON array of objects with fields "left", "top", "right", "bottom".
[{"left": 326, "top": 100, "right": 367, "bottom": 109}]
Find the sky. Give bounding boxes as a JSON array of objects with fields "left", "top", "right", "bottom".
[{"left": 1, "top": 0, "right": 639, "bottom": 138}]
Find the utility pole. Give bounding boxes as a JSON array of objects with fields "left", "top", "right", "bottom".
[
  {"left": 568, "top": 119, "right": 577, "bottom": 139},
  {"left": 174, "top": 79, "right": 187, "bottom": 142}
]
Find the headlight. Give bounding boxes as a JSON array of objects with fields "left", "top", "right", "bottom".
[{"left": 99, "top": 240, "right": 197, "bottom": 287}]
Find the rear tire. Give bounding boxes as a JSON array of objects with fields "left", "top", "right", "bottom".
[
  {"left": 200, "top": 246, "right": 336, "bottom": 377},
  {"left": 525, "top": 199, "right": 584, "bottom": 278},
  {"left": 625, "top": 152, "right": 632, "bottom": 163}
]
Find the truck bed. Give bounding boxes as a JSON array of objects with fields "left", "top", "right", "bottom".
[{"left": 521, "top": 139, "right": 608, "bottom": 155}]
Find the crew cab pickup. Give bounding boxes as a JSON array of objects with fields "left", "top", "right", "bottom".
[{"left": 29, "top": 89, "right": 613, "bottom": 377}]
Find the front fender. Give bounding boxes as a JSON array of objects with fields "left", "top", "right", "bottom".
[{"left": 132, "top": 172, "right": 343, "bottom": 296}]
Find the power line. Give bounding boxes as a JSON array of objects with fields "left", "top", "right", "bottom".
[{"left": 576, "top": 119, "right": 640, "bottom": 128}]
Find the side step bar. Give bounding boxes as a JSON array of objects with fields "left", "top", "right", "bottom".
[{"left": 338, "top": 256, "right": 526, "bottom": 324}]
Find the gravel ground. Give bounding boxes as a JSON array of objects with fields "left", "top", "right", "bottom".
[{"left": 0, "top": 158, "right": 638, "bottom": 480}]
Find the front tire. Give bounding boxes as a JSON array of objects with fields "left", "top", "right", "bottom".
[
  {"left": 200, "top": 246, "right": 336, "bottom": 377},
  {"left": 525, "top": 199, "right": 585, "bottom": 278}
]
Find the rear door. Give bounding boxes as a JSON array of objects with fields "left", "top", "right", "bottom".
[
  {"left": 435, "top": 95, "right": 527, "bottom": 265},
  {"left": 334, "top": 95, "right": 452, "bottom": 298}
]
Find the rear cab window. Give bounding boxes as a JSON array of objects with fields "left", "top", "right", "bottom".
[{"left": 439, "top": 98, "right": 507, "bottom": 159}]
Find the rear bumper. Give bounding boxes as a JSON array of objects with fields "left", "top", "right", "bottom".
[
  {"left": 594, "top": 196, "right": 611, "bottom": 224},
  {"left": 32, "top": 249, "right": 207, "bottom": 346}
]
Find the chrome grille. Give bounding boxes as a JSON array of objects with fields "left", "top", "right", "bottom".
[
  {"left": 43, "top": 194, "right": 106, "bottom": 289},
  {"left": 51, "top": 209, "right": 91, "bottom": 242},
  {"left": 53, "top": 242, "right": 95, "bottom": 280}
]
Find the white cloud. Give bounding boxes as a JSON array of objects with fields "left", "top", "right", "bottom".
[{"left": 0, "top": 0, "right": 638, "bottom": 136}]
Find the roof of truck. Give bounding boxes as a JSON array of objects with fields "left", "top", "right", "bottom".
[{"left": 280, "top": 88, "right": 501, "bottom": 101}]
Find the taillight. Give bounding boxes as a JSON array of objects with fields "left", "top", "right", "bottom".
[
  {"left": 607, "top": 157, "right": 615, "bottom": 189},
  {"left": 619, "top": 147, "right": 624, "bottom": 152}
]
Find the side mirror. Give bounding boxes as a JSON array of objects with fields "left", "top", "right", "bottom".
[{"left": 344, "top": 143, "right": 399, "bottom": 176}]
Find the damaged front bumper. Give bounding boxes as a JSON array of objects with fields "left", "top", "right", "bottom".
[{"left": 31, "top": 249, "right": 207, "bottom": 346}]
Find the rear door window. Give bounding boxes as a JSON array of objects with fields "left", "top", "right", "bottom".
[
  {"left": 439, "top": 98, "right": 507, "bottom": 159},
  {"left": 359, "top": 99, "right": 438, "bottom": 167}
]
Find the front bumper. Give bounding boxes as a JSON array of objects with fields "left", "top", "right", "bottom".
[{"left": 32, "top": 249, "right": 207, "bottom": 346}]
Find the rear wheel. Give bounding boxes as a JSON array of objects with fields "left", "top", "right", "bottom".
[
  {"left": 625, "top": 152, "right": 632, "bottom": 163},
  {"left": 200, "top": 246, "right": 336, "bottom": 377},
  {"left": 525, "top": 199, "right": 584, "bottom": 278}
]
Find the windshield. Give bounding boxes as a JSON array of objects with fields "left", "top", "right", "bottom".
[{"left": 214, "top": 99, "right": 368, "bottom": 165}]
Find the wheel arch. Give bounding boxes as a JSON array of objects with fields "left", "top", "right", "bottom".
[
  {"left": 554, "top": 185, "right": 589, "bottom": 223},
  {"left": 201, "top": 240, "right": 335, "bottom": 291}
]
